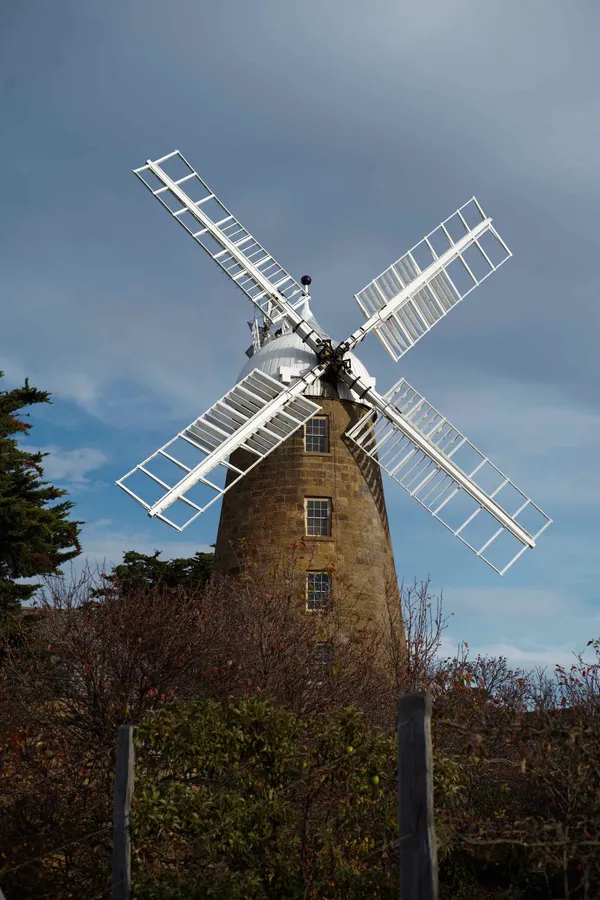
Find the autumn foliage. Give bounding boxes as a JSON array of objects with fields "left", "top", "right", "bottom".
[{"left": 0, "top": 555, "right": 599, "bottom": 899}]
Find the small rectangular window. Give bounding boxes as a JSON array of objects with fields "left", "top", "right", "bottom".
[
  {"left": 306, "top": 572, "right": 331, "bottom": 611},
  {"left": 305, "top": 416, "right": 329, "bottom": 453},
  {"left": 305, "top": 498, "right": 331, "bottom": 536},
  {"left": 314, "top": 642, "right": 334, "bottom": 666}
]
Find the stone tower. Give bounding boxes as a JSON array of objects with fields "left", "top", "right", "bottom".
[{"left": 213, "top": 307, "right": 400, "bottom": 630}]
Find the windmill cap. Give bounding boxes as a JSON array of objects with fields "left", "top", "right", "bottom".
[{"left": 236, "top": 305, "right": 375, "bottom": 405}]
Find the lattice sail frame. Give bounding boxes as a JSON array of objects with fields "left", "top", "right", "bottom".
[
  {"left": 133, "top": 151, "right": 308, "bottom": 328},
  {"left": 353, "top": 199, "right": 511, "bottom": 361},
  {"left": 117, "top": 369, "right": 321, "bottom": 532},
  {"left": 118, "top": 150, "right": 551, "bottom": 572},
  {"left": 346, "top": 378, "right": 552, "bottom": 575}
]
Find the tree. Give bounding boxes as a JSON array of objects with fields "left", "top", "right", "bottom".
[
  {"left": 131, "top": 696, "right": 402, "bottom": 900},
  {"left": 0, "top": 371, "right": 82, "bottom": 615},
  {"left": 0, "top": 561, "right": 458, "bottom": 897},
  {"left": 4, "top": 555, "right": 599, "bottom": 898},
  {"left": 92, "top": 548, "right": 213, "bottom": 600}
]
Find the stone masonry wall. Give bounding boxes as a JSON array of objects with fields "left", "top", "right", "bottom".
[{"left": 213, "top": 397, "right": 399, "bottom": 628}]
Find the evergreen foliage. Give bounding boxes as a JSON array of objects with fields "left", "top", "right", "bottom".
[
  {"left": 93, "top": 548, "right": 213, "bottom": 598},
  {"left": 0, "top": 371, "right": 82, "bottom": 614},
  {"left": 132, "top": 696, "right": 402, "bottom": 899}
]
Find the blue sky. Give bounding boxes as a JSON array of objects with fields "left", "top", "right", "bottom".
[{"left": 2, "top": 0, "right": 599, "bottom": 674}]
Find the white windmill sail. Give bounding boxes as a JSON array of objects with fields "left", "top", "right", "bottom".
[
  {"left": 117, "top": 368, "right": 323, "bottom": 531},
  {"left": 345, "top": 377, "right": 551, "bottom": 574},
  {"left": 118, "top": 147, "right": 551, "bottom": 575},
  {"left": 347, "top": 199, "right": 511, "bottom": 361},
  {"left": 133, "top": 151, "right": 310, "bottom": 329}
]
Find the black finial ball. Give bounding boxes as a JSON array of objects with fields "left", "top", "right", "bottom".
[{"left": 301, "top": 275, "right": 312, "bottom": 287}]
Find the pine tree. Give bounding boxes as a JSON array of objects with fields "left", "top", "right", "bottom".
[
  {"left": 93, "top": 548, "right": 214, "bottom": 599},
  {"left": 0, "top": 371, "right": 83, "bottom": 614}
]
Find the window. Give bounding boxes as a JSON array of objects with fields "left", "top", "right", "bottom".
[
  {"left": 305, "top": 498, "right": 331, "bottom": 536},
  {"left": 305, "top": 416, "right": 329, "bottom": 453},
  {"left": 314, "top": 642, "right": 334, "bottom": 666},
  {"left": 306, "top": 572, "right": 331, "bottom": 611}
]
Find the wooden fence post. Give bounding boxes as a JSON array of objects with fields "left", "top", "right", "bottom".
[
  {"left": 112, "top": 724, "right": 135, "bottom": 900},
  {"left": 397, "top": 692, "right": 438, "bottom": 900}
]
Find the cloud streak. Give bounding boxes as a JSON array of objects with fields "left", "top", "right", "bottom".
[
  {"left": 70, "top": 518, "right": 213, "bottom": 576},
  {"left": 29, "top": 445, "right": 108, "bottom": 491},
  {"left": 437, "top": 633, "right": 591, "bottom": 674}
]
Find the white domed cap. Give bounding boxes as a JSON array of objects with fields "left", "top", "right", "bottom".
[{"left": 236, "top": 303, "right": 375, "bottom": 406}]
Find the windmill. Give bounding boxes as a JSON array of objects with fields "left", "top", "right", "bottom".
[{"left": 117, "top": 150, "right": 551, "bottom": 609}]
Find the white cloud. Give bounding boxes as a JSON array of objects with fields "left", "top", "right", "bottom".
[
  {"left": 436, "top": 634, "right": 593, "bottom": 674},
  {"left": 29, "top": 445, "right": 108, "bottom": 491},
  {"left": 467, "top": 641, "right": 590, "bottom": 672},
  {"left": 79, "top": 519, "right": 213, "bottom": 573},
  {"left": 425, "top": 375, "right": 600, "bottom": 506},
  {"left": 444, "top": 586, "right": 582, "bottom": 620},
  {"left": 444, "top": 381, "right": 600, "bottom": 454},
  {"left": 27, "top": 519, "right": 214, "bottom": 601}
]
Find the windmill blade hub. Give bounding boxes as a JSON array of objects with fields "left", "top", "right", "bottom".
[{"left": 235, "top": 307, "right": 375, "bottom": 405}]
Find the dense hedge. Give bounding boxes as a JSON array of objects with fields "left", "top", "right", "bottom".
[{"left": 132, "top": 696, "right": 463, "bottom": 899}]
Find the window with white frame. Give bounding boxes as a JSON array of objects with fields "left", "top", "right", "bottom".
[
  {"left": 304, "top": 416, "right": 329, "bottom": 453},
  {"left": 314, "top": 642, "right": 334, "bottom": 666},
  {"left": 306, "top": 571, "right": 331, "bottom": 611},
  {"left": 305, "top": 498, "right": 331, "bottom": 536}
]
